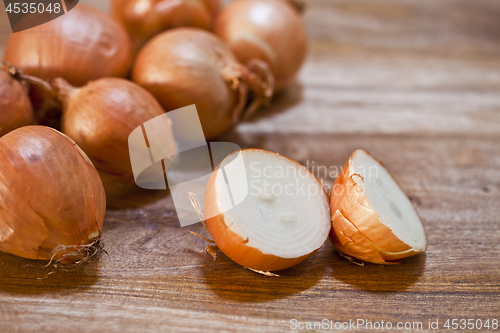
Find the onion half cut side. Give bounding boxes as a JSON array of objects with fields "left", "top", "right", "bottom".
[
  {"left": 204, "top": 149, "right": 331, "bottom": 272},
  {"left": 330, "top": 150, "right": 427, "bottom": 265}
]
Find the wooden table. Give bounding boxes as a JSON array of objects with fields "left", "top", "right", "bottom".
[{"left": 1, "top": 0, "right": 499, "bottom": 332}]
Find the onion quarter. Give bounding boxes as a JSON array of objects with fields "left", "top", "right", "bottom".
[{"left": 330, "top": 150, "right": 427, "bottom": 264}]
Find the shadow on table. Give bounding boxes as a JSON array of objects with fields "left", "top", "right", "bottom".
[
  {"left": 329, "top": 248, "right": 427, "bottom": 293},
  {"left": 254, "top": 81, "right": 304, "bottom": 120},
  {"left": 198, "top": 244, "right": 325, "bottom": 302},
  {"left": 0, "top": 251, "right": 101, "bottom": 294},
  {"left": 103, "top": 180, "right": 171, "bottom": 211}
]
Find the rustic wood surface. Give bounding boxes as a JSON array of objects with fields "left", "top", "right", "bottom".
[{"left": 1, "top": 0, "right": 500, "bottom": 332}]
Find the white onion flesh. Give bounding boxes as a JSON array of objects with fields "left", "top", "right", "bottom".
[
  {"left": 205, "top": 149, "right": 331, "bottom": 271},
  {"left": 330, "top": 149, "right": 427, "bottom": 264},
  {"left": 350, "top": 150, "right": 426, "bottom": 251}
]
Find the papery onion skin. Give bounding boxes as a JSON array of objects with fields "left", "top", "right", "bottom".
[
  {"left": 0, "top": 69, "right": 34, "bottom": 137},
  {"left": 133, "top": 28, "right": 270, "bottom": 140},
  {"left": 330, "top": 151, "right": 427, "bottom": 265},
  {"left": 113, "top": 0, "right": 219, "bottom": 50},
  {"left": 4, "top": 5, "right": 133, "bottom": 87},
  {"left": 204, "top": 149, "right": 329, "bottom": 272},
  {"left": 54, "top": 77, "right": 177, "bottom": 182},
  {"left": 0, "top": 126, "right": 106, "bottom": 262},
  {"left": 214, "top": 0, "right": 307, "bottom": 91}
]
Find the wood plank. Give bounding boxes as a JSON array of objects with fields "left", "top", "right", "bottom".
[{"left": 239, "top": 51, "right": 500, "bottom": 136}]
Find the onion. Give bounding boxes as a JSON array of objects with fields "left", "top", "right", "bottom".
[
  {"left": 0, "top": 67, "right": 34, "bottom": 137},
  {"left": 214, "top": 0, "right": 307, "bottom": 91},
  {"left": 330, "top": 150, "right": 428, "bottom": 265},
  {"left": 0, "top": 126, "right": 106, "bottom": 263},
  {"left": 133, "top": 28, "right": 274, "bottom": 140},
  {"left": 112, "top": 0, "right": 220, "bottom": 50},
  {"left": 204, "top": 149, "right": 331, "bottom": 272},
  {"left": 3, "top": 4, "right": 133, "bottom": 87},
  {"left": 53, "top": 77, "right": 177, "bottom": 182}
]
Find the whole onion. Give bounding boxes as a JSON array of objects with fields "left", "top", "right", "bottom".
[
  {"left": 132, "top": 28, "right": 274, "bottom": 140},
  {"left": 214, "top": 0, "right": 307, "bottom": 91},
  {"left": 113, "top": 0, "right": 220, "bottom": 50},
  {"left": 0, "top": 67, "right": 34, "bottom": 137},
  {"left": 0, "top": 126, "right": 106, "bottom": 262},
  {"left": 4, "top": 4, "right": 133, "bottom": 87},
  {"left": 53, "top": 77, "right": 177, "bottom": 182}
]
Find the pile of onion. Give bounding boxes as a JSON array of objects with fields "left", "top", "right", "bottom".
[
  {"left": 214, "top": 0, "right": 307, "bottom": 91},
  {"left": 3, "top": 5, "right": 133, "bottom": 125},
  {"left": 53, "top": 77, "right": 177, "bottom": 182},
  {"left": 204, "top": 149, "right": 331, "bottom": 272},
  {"left": 330, "top": 150, "right": 428, "bottom": 264},
  {"left": 0, "top": 126, "right": 106, "bottom": 263},
  {"left": 0, "top": 67, "right": 34, "bottom": 137},
  {"left": 113, "top": 0, "right": 220, "bottom": 50},
  {"left": 4, "top": 5, "right": 133, "bottom": 87},
  {"left": 133, "top": 28, "right": 274, "bottom": 140}
]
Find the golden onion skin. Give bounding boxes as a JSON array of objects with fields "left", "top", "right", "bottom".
[
  {"left": 113, "top": 0, "right": 219, "bottom": 50},
  {"left": 132, "top": 28, "right": 247, "bottom": 140},
  {"left": 0, "top": 69, "right": 34, "bottom": 137},
  {"left": 54, "top": 77, "right": 176, "bottom": 182},
  {"left": 0, "top": 126, "right": 106, "bottom": 261},
  {"left": 214, "top": 0, "right": 307, "bottom": 91},
  {"left": 4, "top": 5, "right": 133, "bottom": 87}
]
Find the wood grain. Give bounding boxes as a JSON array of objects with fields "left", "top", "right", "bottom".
[{"left": 1, "top": 0, "right": 500, "bottom": 332}]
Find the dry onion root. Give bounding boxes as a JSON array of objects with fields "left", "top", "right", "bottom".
[
  {"left": 0, "top": 126, "right": 106, "bottom": 263},
  {"left": 0, "top": 66, "right": 34, "bottom": 137},
  {"left": 133, "top": 28, "right": 274, "bottom": 140},
  {"left": 204, "top": 149, "right": 331, "bottom": 272},
  {"left": 53, "top": 77, "right": 177, "bottom": 182},
  {"left": 214, "top": 0, "right": 307, "bottom": 91},
  {"left": 113, "top": 0, "right": 220, "bottom": 51},
  {"left": 330, "top": 150, "right": 427, "bottom": 265}
]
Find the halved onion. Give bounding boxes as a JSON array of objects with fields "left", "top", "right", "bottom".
[
  {"left": 330, "top": 150, "right": 427, "bottom": 264},
  {"left": 204, "top": 149, "right": 331, "bottom": 272}
]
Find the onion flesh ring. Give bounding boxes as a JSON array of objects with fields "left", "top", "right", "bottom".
[{"left": 204, "top": 149, "right": 331, "bottom": 271}]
